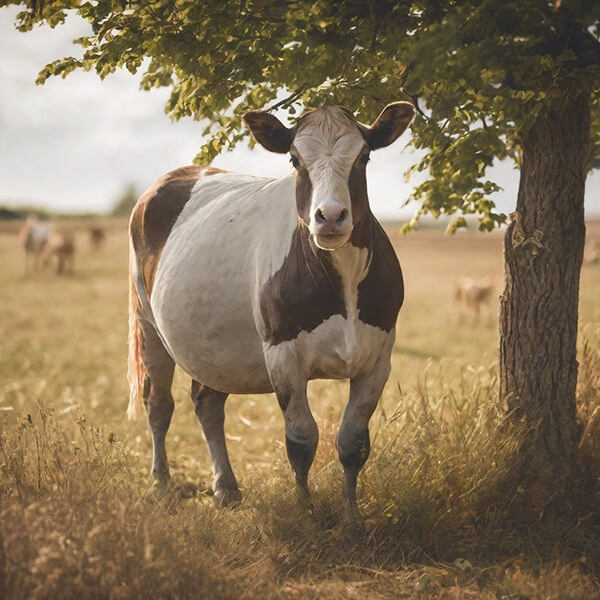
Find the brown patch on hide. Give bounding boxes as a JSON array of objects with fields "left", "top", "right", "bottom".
[
  {"left": 259, "top": 226, "right": 346, "bottom": 345},
  {"left": 129, "top": 166, "right": 226, "bottom": 295},
  {"left": 348, "top": 143, "right": 371, "bottom": 244},
  {"left": 356, "top": 217, "right": 404, "bottom": 332}
]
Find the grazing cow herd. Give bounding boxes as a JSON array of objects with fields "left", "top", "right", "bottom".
[{"left": 16, "top": 216, "right": 106, "bottom": 275}]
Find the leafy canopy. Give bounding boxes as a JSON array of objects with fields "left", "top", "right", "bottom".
[{"left": 5, "top": 0, "right": 600, "bottom": 231}]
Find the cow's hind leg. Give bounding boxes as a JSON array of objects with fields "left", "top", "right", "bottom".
[
  {"left": 191, "top": 381, "right": 242, "bottom": 508},
  {"left": 139, "top": 318, "right": 175, "bottom": 486}
]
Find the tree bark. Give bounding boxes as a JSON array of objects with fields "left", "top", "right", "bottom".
[{"left": 499, "top": 91, "right": 590, "bottom": 495}]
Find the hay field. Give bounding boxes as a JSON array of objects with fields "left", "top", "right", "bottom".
[{"left": 1, "top": 219, "right": 600, "bottom": 599}]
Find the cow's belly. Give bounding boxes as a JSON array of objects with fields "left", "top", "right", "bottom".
[
  {"left": 150, "top": 243, "right": 273, "bottom": 394},
  {"left": 150, "top": 286, "right": 390, "bottom": 394},
  {"left": 151, "top": 281, "right": 273, "bottom": 393}
]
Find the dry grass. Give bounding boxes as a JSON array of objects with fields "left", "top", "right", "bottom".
[{"left": 1, "top": 219, "right": 600, "bottom": 599}]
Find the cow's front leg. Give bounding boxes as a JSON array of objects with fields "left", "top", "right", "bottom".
[
  {"left": 265, "top": 345, "right": 318, "bottom": 497},
  {"left": 283, "top": 388, "right": 319, "bottom": 496},
  {"left": 336, "top": 334, "right": 394, "bottom": 521}
]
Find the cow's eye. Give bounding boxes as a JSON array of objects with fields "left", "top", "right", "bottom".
[
  {"left": 290, "top": 155, "right": 301, "bottom": 170},
  {"left": 359, "top": 153, "right": 370, "bottom": 165}
]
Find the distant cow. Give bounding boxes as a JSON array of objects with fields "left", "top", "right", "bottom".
[
  {"left": 89, "top": 226, "right": 106, "bottom": 251},
  {"left": 42, "top": 230, "right": 76, "bottom": 274},
  {"left": 455, "top": 276, "right": 495, "bottom": 324},
  {"left": 19, "top": 215, "right": 51, "bottom": 274}
]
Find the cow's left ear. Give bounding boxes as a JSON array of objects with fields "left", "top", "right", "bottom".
[
  {"left": 243, "top": 111, "right": 293, "bottom": 154},
  {"left": 359, "top": 102, "right": 415, "bottom": 150}
]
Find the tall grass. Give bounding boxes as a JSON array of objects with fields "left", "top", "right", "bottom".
[
  {"left": 0, "top": 403, "right": 267, "bottom": 599},
  {"left": 2, "top": 336, "right": 599, "bottom": 598}
]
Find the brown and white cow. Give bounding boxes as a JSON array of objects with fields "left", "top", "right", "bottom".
[
  {"left": 127, "top": 102, "right": 414, "bottom": 521},
  {"left": 42, "top": 230, "right": 76, "bottom": 274}
]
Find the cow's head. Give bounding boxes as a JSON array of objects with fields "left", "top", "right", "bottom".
[{"left": 244, "top": 102, "right": 414, "bottom": 251}]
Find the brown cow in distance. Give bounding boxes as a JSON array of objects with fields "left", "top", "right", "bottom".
[
  {"left": 42, "top": 230, "right": 76, "bottom": 274},
  {"left": 89, "top": 226, "right": 106, "bottom": 251},
  {"left": 455, "top": 276, "right": 495, "bottom": 325}
]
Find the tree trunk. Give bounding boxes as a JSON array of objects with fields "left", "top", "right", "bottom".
[{"left": 499, "top": 91, "right": 590, "bottom": 495}]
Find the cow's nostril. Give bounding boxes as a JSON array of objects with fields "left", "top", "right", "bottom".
[
  {"left": 316, "top": 208, "right": 326, "bottom": 224},
  {"left": 336, "top": 209, "right": 347, "bottom": 224}
]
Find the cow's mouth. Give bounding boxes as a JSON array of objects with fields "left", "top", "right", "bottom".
[{"left": 312, "top": 232, "right": 350, "bottom": 251}]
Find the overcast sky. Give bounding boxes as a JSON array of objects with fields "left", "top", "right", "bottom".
[{"left": 1, "top": 6, "right": 597, "bottom": 220}]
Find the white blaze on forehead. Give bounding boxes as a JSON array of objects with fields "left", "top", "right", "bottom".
[{"left": 293, "top": 107, "right": 365, "bottom": 200}]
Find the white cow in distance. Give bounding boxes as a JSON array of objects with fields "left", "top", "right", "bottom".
[{"left": 19, "top": 215, "right": 51, "bottom": 274}]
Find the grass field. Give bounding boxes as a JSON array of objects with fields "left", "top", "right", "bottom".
[{"left": 1, "top": 218, "right": 600, "bottom": 599}]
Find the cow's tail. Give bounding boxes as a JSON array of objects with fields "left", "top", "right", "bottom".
[{"left": 127, "top": 247, "right": 145, "bottom": 420}]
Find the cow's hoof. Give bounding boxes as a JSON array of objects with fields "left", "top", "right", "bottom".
[
  {"left": 144, "top": 478, "right": 170, "bottom": 504},
  {"left": 151, "top": 468, "right": 171, "bottom": 488},
  {"left": 295, "top": 483, "right": 314, "bottom": 511},
  {"left": 342, "top": 502, "right": 366, "bottom": 536},
  {"left": 213, "top": 488, "right": 242, "bottom": 508}
]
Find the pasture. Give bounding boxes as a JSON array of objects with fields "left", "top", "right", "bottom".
[{"left": 1, "top": 219, "right": 600, "bottom": 599}]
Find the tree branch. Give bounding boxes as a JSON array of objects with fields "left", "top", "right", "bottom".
[
  {"left": 266, "top": 86, "right": 306, "bottom": 112},
  {"left": 410, "top": 95, "right": 429, "bottom": 120}
]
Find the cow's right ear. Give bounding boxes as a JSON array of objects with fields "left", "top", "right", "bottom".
[{"left": 243, "top": 111, "right": 293, "bottom": 154}]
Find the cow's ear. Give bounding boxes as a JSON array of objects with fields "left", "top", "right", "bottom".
[
  {"left": 359, "top": 102, "right": 415, "bottom": 150},
  {"left": 243, "top": 111, "right": 293, "bottom": 154}
]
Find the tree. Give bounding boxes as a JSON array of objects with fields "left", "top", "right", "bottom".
[{"left": 6, "top": 0, "right": 599, "bottom": 496}]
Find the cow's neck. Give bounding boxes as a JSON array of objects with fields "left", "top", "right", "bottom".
[{"left": 298, "top": 209, "right": 374, "bottom": 297}]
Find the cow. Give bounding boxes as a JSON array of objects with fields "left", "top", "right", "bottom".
[
  {"left": 89, "top": 226, "right": 106, "bottom": 251},
  {"left": 127, "top": 102, "right": 415, "bottom": 524},
  {"left": 454, "top": 276, "right": 495, "bottom": 324},
  {"left": 42, "top": 230, "right": 76, "bottom": 274},
  {"left": 19, "top": 214, "right": 51, "bottom": 274}
]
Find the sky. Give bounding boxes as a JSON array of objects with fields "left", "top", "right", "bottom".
[{"left": 0, "top": 6, "right": 598, "bottom": 220}]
